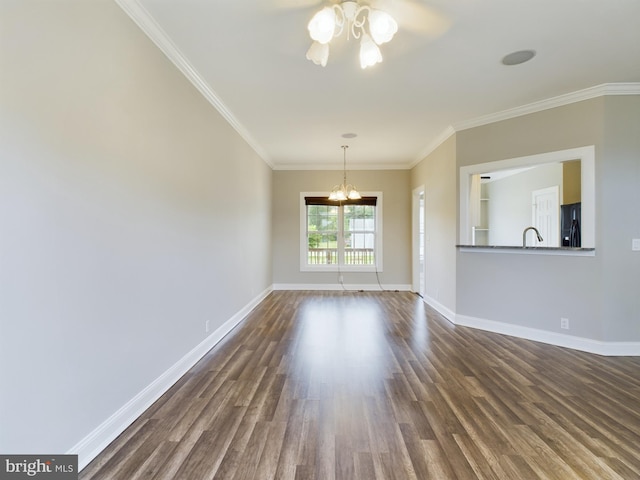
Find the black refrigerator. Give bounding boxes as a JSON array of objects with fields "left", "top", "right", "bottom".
[{"left": 561, "top": 202, "right": 581, "bottom": 247}]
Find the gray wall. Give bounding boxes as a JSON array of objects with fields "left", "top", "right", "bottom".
[
  {"left": 0, "top": 1, "right": 272, "bottom": 453},
  {"left": 600, "top": 96, "right": 640, "bottom": 341},
  {"left": 410, "top": 135, "right": 457, "bottom": 315},
  {"left": 456, "top": 97, "right": 640, "bottom": 342},
  {"left": 272, "top": 169, "right": 411, "bottom": 287}
]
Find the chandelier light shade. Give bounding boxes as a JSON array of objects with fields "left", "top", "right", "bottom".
[
  {"left": 368, "top": 9, "right": 397, "bottom": 44},
  {"left": 329, "top": 145, "right": 361, "bottom": 201},
  {"left": 306, "top": 1, "right": 398, "bottom": 69},
  {"left": 359, "top": 33, "right": 382, "bottom": 69},
  {"left": 306, "top": 41, "right": 330, "bottom": 66},
  {"left": 308, "top": 7, "right": 336, "bottom": 44}
]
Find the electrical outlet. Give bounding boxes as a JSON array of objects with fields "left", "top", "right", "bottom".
[
  {"left": 339, "top": 274, "right": 344, "bottom": 283},
  {"left": 560, "top": 317, "right": 569, "bottom": 330},
  {"left": 632, "top": 239, "right": 640, "bottom": 251},
  {"left": 205, "top": 320, "right": 210, "bottom": 333}
]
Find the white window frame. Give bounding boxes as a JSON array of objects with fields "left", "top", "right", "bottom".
[{"left": 300, "top": 192, "right": 383, "bottom": 272}]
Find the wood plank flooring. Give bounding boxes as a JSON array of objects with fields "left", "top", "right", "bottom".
[{"left": 80, "top": 291, "right": 640, "bottom": 479}]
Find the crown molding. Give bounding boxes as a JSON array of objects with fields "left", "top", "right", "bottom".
[
  {"left": 410, "top": 125, "right": 456, "bottom": 168},
  {"left": 114, "top": 0, "right": 273, "bottom": 168},
  {"left": 273, "top": 162, "right": 410, "bottom": 171},
  {"left": 410, "top": 83, "right": 640, "bottom": 168},
  {"left": 453, "top": 82, "right": 640, "bottom": 132},
  {"left": 103, "top": 9, "right": 640, "bottom": 174}
]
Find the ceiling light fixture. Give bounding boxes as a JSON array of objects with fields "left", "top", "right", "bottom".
[
  {"left": 306, "top": 1, "right": 398, "bottom": 69},
  {"left": 329, "top": 145, "right": 361, "bottom": 201}
]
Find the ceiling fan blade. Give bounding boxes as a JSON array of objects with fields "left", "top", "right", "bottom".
[
  {"left": 369, "top": 0, "right": 451, "bottom": 37},
  {"left": 270, "top": 0, "right": 324, "bottom": 10}
]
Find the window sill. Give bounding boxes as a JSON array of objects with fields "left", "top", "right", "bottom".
[{"left": 300, "top": 265, "right": 382, "bottom": 273}]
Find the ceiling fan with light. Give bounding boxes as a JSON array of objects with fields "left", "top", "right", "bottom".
[
  {"left": 306, "top": 1, "right": 398, "bottom": 68},
  {"left": 276, "top": 0, "right": 450, "bottom": 69}
]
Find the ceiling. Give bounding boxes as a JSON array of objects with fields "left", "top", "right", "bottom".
[{"left": 118, "top": 0, "right": 640, "bottom": 169}]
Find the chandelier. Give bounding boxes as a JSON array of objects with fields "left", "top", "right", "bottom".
[
  {"left": 329, "top": 146, "right": 361, "bottom": 201},
  {"left": 306, "top": 1, "right": 398, "bottom": 69}
]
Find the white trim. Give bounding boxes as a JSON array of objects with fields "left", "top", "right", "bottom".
[
  {"left": 412, "top": 186, "right": 425, "bottom": 294},
  {"left": 103, "top": 11, "right": 640, "bottom": 174},
  {"left": 273, "top": 283, "right": 412, "bottom": 291},
  {"left": 265, "top": 84, "right": 638, "bottom": 171},
  {"left": 274, "top": 163, "right": 410, "bottom": 171},
  {"left": 453, "top": 83, "right": 640, "bottom": 132},
  {"left": 67, "top": 279, "right": 639, "bottom": 471},
  {"left": 269, "top": 288, "right": 640, "bottom": 356},
  {"left": 300, "top": 192, "right": 383, "bottom": 273},
  {"left": 410, "top": 126, "right": 456, "bottom": 168},
  {"left": 69, "top": 286, "right": 273, "bottom": 470},
  {"left": 114, "top": 0, "right": 272, "bottom": 167},
  {"left": 459, "top": 145, "right": 595, "bottom": 248},
  {"left": 84, "top": 10, "right": 640, "bottom": 174},
  {"left": 276, "top": 84, "right": 638, "bottom": 171},
  {"left": 422, "top": 294, "right": 455, "bottom": 323},
  {"left": 454, "top": 314, "right": 640, "bottom": 357}
]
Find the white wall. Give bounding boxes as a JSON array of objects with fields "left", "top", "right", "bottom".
[
  {"left": 0, "top": 0, "right": 272, "bottom": 457},
  {"left": 599, "top": 96, "right": 640, "bottom": 341}
]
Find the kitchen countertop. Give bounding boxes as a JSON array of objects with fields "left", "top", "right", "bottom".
[{"left": 456, "top": 245, "right": 595, "bottom": 255}]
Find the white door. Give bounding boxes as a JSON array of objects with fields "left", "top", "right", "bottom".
[
  {"left": 412, "top": 187, "right": 425, "bottom": 296},
  {"left": 532, "top": 186, "right": 559, "bottom": 247}
]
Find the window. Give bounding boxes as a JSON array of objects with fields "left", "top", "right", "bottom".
[{"left": 300, "top": 193, "right": 382, "bottom": 271}]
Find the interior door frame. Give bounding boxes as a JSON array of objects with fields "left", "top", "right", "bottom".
[{"left": 412, "top": 185, "right": 425, "bottom": 295}]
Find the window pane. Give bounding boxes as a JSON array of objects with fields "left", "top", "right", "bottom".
[
  {"left": 344, "top": 232, "right": 375, "bottom": 265},
  {"left": 307, "top": 204, "right": 338, "bottom": 265},
  {"left": 344, "top": 205, "right": 375, "bottom": 232},
  {"left": 308, "top": 206, "right": 337, "bottom": 230}
]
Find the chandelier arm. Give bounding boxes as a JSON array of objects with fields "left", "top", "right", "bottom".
[
  {"left": 329, "top": 145, "right": 359, "bottom": 201},
  {"left": 350, "top": 5, "right": 369, "bottom": 40},
  {"left": 333, "top": 4, "right": 346, "bottom": 39}
]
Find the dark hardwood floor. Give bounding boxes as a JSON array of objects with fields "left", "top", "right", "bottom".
[{"left": 80, "top": 291, "right": 640, "bottom": 479}]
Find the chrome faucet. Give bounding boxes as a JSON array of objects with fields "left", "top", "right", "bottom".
[{"left": 523, "top": 226, "right": 543, "bottom": 247}]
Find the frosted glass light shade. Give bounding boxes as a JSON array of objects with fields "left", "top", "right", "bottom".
[
  {"left": 308, "top": 7, "right": 336, "bottom": 44},
  {"left": 359, "top": 33, "right": 382, "bottom": 69},
  {"left": 329, "top": 188, "right": 347, "bottom": 201},
  {"left": 368, "top": 9, "right": 398, "bottom": 45},
  {"left": 306, "top": 42, "right": 329, "bottom": 67}
]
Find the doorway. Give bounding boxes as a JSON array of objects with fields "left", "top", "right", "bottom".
[{"left": 412, "top": 186, "right": 425, "bottom": 296}]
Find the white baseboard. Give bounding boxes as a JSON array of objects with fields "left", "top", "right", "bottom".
[
  {"left": 271, "top": 287, "right": 640, "bottom": 353},
  {"left": 454, "top": 314, "right": 640, "bottom": 356},
  {"left": 272, "top": 283, "right": 412, "bottom": 291},
  {"left": 70, "top": 286, "right": 273, "bottom": 471},
  {"left": 422, "top": 295, "right": 456, "bottom": 324}
]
